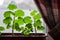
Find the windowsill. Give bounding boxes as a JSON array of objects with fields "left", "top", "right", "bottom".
[
  {"left": 0, "top": 33, "right": 46, "bottom": 40},
  {"left": 0, "top": 33, "right": 46, "bottom": 37}
]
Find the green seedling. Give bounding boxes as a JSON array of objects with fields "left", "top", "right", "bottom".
[{"left": 2, "top": 3, "right": 45, "bottom": 36}]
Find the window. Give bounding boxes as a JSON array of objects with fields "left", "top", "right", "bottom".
[{"left": 0, "top": 0, "right": 47, "bottom": 36}]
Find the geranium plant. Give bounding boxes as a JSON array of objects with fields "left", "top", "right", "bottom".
[{"left": 2, "top": 3, "right": 45, "bottom": 36}]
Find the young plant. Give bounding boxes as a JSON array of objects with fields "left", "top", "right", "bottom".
[
  {"left": 30, "top": 10, "right": 45, "bottom": 33},
  {"left": 3, "top": 3, "right": 45, "bottom": 36},
  {"left": 3, "top": 3, "right": 32, "bottom": 36}
]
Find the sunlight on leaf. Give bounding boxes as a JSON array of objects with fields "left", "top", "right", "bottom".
[
  {"left": 3, "top": 17, "right": 12, "bottom": 24},
  {"left": 15, "top": 10, "right": 24, "bottom": 17},
  {"left": 34, "top": 20, "right": 42, "bottom": 27},
  {"left": 24, "top": 16, "right": 32, "bottom": 23},
  {"left": 0, "top": 26, "right": 5, "bottom": 31},
  {"left": 8, "top": 4, "right": 17, "bottom": 10},
  {"left": 30, "top": 10, "right": 37, "bottom": 16}
]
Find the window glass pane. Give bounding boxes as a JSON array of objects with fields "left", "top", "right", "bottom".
[{"left": 0, "top": 0, "right": 47, "bottom": 35}]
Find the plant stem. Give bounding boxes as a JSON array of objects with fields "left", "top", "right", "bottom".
[
  {"left": 35, "top": 27, "right": 37, "bottom": 33},
  {"left": 0, "top": 32, "right": 1, "bottom": 37},
  {"left": 12, "top": 26, "right": 14, "bottom": 36},
  {"left": 34, "top": 19, "right": 37, "bottom": 33},
  {"left": 12, "top": 15, "right": 15, "bottom": 36}
]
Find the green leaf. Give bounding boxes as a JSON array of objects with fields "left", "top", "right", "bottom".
[
  {"left": 26, "top": 23, "right": 32, "bottom": 28},
  {"left": 8, "top": 4, "right": 17, "bottom": 10},
  {"left": 0, "top": 26, "right": 5, "bottom": 31},
  {"left": 4, "top": 11, "right": 12, "bottom": 17},
  {"left": 3, "top": 17, "right": 12, "bottom": 24},
  {"left": 37, "top": 26, "right": 45, "bottom": 30},
  {"left": 24, "top": 16, "right": 32, "bottom": 23},
  {"left": 14, "top": 20, "right": 18, "bottom": 23},
  {"left": 34, "top": 20, "right": 42, "bottom": 27},
  {"left": 18, "top": 17, "right": 23, "bottom": 19},
  {"left": 7, "top": 24, "right": 11, "bottom": 29},
  {"left": 15, "top": 10, "right": 24, "bottom": 17},
  {"left": 23, "top": 28, "right": 30, "bottom": 36},
  {"left": 14, "top": 23, "right": 21, "bottom": 31},
  {"left": 30, "top": 10, "right": 37, "bottom": 16},
  {"left": 26, "top": 23, "right": 33, "bottom": 32},
  {"left": 20, "top": 27, "right": 25, "bottom": 31},
  {"left": 18, "top": 17, "right": 24, "bottom": 25},
  {"left": 24, "top": 16, "right": 31, "bottom": 19},
  {"left": 34, "top": 14, "right": 42, "bottom": 20}
]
